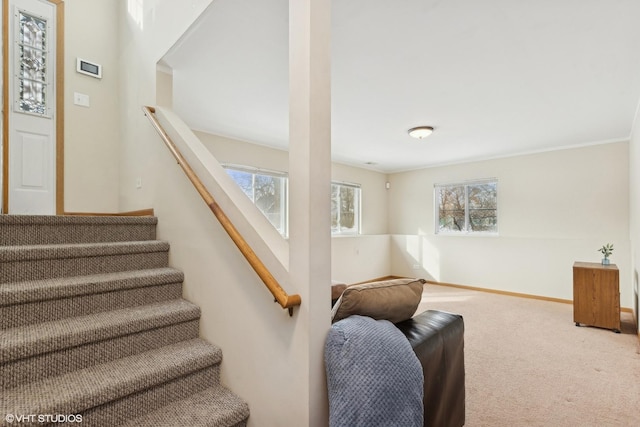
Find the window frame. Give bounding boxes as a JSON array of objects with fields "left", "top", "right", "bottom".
[
  {"left": 223, "top": 164, "right": 363, "bottom": 237},
  {"left": 331, "top": 181, "right": 361, "bottom": 236},
  {"left": 434, "top": 178, "right": 498, "bottom": 235},
  {"left": 223, "top": 164, "right": 289, "bottom": 237}
]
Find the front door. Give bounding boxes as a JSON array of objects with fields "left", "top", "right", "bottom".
[{"left": 3, "top": 0, "right": 58, "bottom": 214}]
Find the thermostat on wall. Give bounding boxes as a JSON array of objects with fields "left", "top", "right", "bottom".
[{"left": 76, "top": 58, "right": 102, "bottom": 79}]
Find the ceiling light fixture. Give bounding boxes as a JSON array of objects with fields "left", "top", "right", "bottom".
[{"left": 408, "top": 126, "right": 434, "bottom": 139}]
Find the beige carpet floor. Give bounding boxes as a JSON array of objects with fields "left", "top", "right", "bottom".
[{"left": 417, "top": 284, "right": 640, "bottom": 427}]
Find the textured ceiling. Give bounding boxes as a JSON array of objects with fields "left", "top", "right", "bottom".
[{"left": 161, "top": 0, "right": 640, "bottom": 173}]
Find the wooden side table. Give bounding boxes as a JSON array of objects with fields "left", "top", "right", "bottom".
[{"left": 572, "top": 262, "right": 620, "bottom": 332}]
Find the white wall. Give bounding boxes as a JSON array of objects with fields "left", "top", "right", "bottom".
[
  {"left": 195, "top": 131, "right": 392, "bottom": 283},
  {"left": 630, "top": 105, "right": 640, "bottom": 334},
  {"left": 330, "top": 162, "right": 391, "bottom": 283},
  {"left": 63, "top": 0, "right": 120, "bottom": 212},
  {"left": 117, "top": 0, "right": 214, "bottom": 212},
  {"left": 331, "top": 234, "right": 390, "bottom": 283},
  {"left": 389, "top": 142, "right": 633, "bottom": 307}
]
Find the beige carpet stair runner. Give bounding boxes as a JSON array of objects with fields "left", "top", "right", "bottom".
[{"left": 0, "top": 215, "right": 249, "bottom": 426}]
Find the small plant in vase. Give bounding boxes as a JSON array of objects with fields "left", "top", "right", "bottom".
[{"left": 598, "top": 243, "right": 614, "bottom": 265}]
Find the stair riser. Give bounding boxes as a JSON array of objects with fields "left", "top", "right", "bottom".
[
  {"left": 79, "top": 367, "right": 220, "bottom": 427},
  {"left": 1, "top": 321, "right": 200, "bottom": 391},
  {"left": 0, "top": 252, "right": 169, "bottom": 282},
  {"left": 0, "top": 224, "right": 157, "bottom": 246},
  {"left": 1, "top": 283, "right": 183, "bottom": 329}
]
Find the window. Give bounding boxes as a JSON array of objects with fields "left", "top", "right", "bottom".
[
  {"left": 331, "top": 182, "right": 361, "bottom": 235},
  {"left": 436, "top": 180, "right": 497, "bottom": 234},
  {"left": 224, "top": 165, "right": 288, "bottom": 236},
  {"left": 224, "top": 165, "right": 362, "bottom": 236},
  {"left": 16, "top": 10, "right": 50, "bottom": 116}
]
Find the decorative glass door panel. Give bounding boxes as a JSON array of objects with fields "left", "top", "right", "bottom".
[{"left": 15, "top": 10, "right": 49, "bottom": 117}]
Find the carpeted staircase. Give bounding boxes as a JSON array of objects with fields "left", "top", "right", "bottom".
[{"left": 0, "top": 214, "right": 249, "bottom": 426}]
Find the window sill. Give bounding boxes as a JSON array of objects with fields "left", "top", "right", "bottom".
[{"left": 435, "top": 232, "right": 499, "bottom": 237}]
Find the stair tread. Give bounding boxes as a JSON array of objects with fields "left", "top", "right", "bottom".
[
  {"left": 0, "top": 215, "right": 158, "bottom": 246},
  {"left": 120, "top": 385, "right": 250, "bottom": 427},
  {"left": 0, "top": 214, "right": 158, "bottom": 226},
  {"left": 0, "top": 267, "right": 184, "bottom": 306},
  {"left": 0, "top": 241, "right": 170, "bottom": 263},
  {"left": 0, "top": 299, "right": 200, "bottom": 362},
  {"left": 0, "top": 338, "right": 222, "bottom": 416}
]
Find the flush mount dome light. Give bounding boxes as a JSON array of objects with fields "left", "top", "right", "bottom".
[{"left": 408, "top": 126, "right": 434, "bottom": 139}]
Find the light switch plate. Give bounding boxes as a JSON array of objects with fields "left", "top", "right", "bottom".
[{"left": 73, "top": 92, "right": 90, "bottom": 107}]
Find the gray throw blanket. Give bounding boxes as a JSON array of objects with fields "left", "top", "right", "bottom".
[{"left": 325, "top": 315, "right": 424, "bottom": 427}]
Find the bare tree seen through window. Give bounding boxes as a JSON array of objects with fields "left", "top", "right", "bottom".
[
  {"left": 437, "top": 181, "right": 497, "bottom": 233},
  {"left": 225, "top": 168, "right": 287, "bottom": 236},
  {"left": 331, "top": 183, "right": 360, "bottom": 234}
]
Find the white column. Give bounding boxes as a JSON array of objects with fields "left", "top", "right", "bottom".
[{"left": 289, "top": 0, "right": 331, "bottom": 425}]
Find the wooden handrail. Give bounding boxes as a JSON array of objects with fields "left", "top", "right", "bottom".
[{"left": 142, "top": 106, "right": 301, "bottom": 315}]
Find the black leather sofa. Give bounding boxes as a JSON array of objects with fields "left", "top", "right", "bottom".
[{"left": 396, "top": 310, "right": 465, "bottom": 427}]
